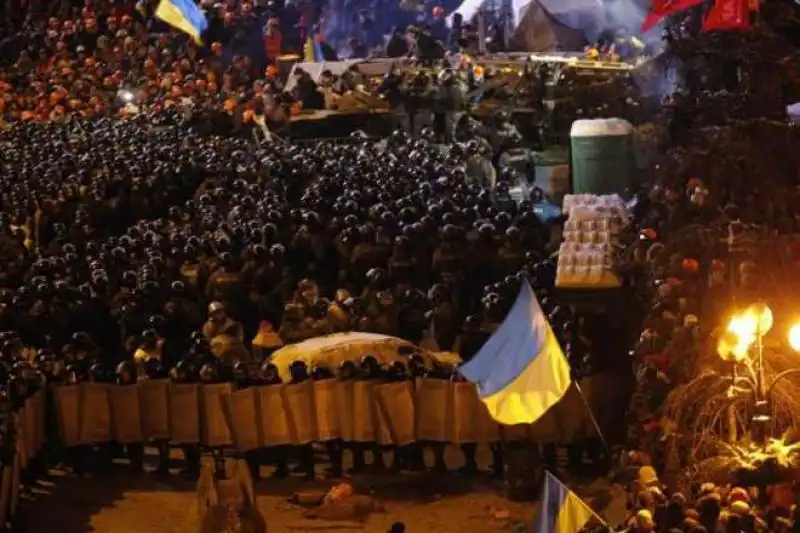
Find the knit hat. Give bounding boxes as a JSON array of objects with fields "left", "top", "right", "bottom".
[
  {"left": 730, "top": 500, "right": 750, "bottom": 515},
  {"left": 727, "top": 486, "right": 749, "bottom": 505},
  {"left": 699, "top": 482, "right": 716, "bottom": 496},
  {"left": 638, "top": 465, "right": 658, "bottom": 487},
  {"left": 636, "top": 509, "right": 655, "bottom": 529}
]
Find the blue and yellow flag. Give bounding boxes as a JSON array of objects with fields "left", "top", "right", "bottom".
[
  {"left": 155, "top": 0, "right": 208, "bottom": 44},
  {"left": 458, "top": 280, "right": 571, "bottom": 425},
  {"left": 303, "top": 36, "right": 325, "bottom": 62},
  {"left": 533, "top": 471, "right": 600, "bottom": 533}
]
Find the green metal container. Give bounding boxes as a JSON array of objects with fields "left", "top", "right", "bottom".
[{"left": 570, "top": 118, "right": 636, "bottom": 196}]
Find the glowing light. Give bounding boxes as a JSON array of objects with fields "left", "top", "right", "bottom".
[
  {"left": 724, "top": 314, "right": 757, "bottom": 361},
  {"left": 746, "top": 303, "right": 773, "bottom": 334},
  {"left": 788, "top": 323, "right": 800, "bottom": 352},
  {"left": 118, "top": 90, "right": 135, "bottom": 103}
]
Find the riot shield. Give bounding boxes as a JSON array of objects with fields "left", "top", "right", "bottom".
[
  {"left": 375, "top": 381, "right": 416, "bottom": 446},
  {"left": 139, "top": 379, "right": 171, "bottom": 441},
  {"left": 414, "top": 378, "right": 452, "bottom": 442},
  {"left": 9, "top": 454, "right": 19, "bottom": 519},
  {"left": 0, "top": 465, "right": 8, "bottom": 529},
  {"left": 371, "top": 384, "right": 393, "bottom": 446},
  {"left": 311, "top": 380, "right": 340, "bottom": 442},
  {"left": 16, "top": 405, "right": 28, "bottom": 471},
  {"left": 255, "top": 385, "right": 292, "bottom": 447},
  {"left": 334, "top": 381, "right": 355, "bottom": 442},
  {"left": 351, "top": 381, "right": 377, "bottom": 443},
  {"left": 78, "top": 383, "right": 112, "bottom": 444},
  {"left": 23, "top": 395, "right": 36, "bottom": 464},
  {"left": 53, "top": 385, "right": 81, "bottom": 446},
  {"left": 108, "top": 385, "right": 144, "bottom": 444},
  {"left": 169, "top": 383, "right": 201, "bottom": 444},
  {"left": 452, "top": 382, "right": 500, "bottom": 443},
  {"left": 221, "top": 388, "right": 260, "bottom": 452},
  {"left": 33, "top": 388, "right": 46, "bottom": 456},
  {"left": 281, "top": 381, "right": 315, "bottom": 445},
  {"left": 200, "top": 383, "right": 233, "bottom": 447}
]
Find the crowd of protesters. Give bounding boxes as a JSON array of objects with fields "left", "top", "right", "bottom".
[{"left": 0, "top": 0, "right": 477, "bottom": 127}]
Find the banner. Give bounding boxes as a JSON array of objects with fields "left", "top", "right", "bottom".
[
  {"left": 641, "top": 0, "right": 704, "bottom": 32},
  {"left": 702, "top": 0, "right": 749, "bottom": 31}
]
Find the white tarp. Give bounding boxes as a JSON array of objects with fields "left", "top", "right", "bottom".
[
  {"left": 789, "top": 102, "right": 800, "bottom": 121},
  {"left": 448, "top": 0, "right": 602, "bottom": 29}
]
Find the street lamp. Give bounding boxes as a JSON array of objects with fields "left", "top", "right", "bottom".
[{"left": 717, "top": 302, "right": 800, "bottom": 444}]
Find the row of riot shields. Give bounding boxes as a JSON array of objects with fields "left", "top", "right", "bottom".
[
  {"left": 0, "top": 387, "right": 47, "bottom": 527},
  {"left": 51, "top": 374, "right": 616, "bottom": 453}
]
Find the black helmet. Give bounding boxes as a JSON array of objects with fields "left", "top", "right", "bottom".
[
  {"left": 199, "top": 362, "right": 218, "bottom": 383},
  {"left": 339, "top": 360, "right": 358, "bottom": 380},
  {"left": 144, "top": 358, "right": 166, "bottom": 379},
  {"left": 387, "top": 360, "right": 407, "bottom": 380},
  {"left": 311, "top": 364, "right": 334, "bottom": 380},
  {"left": 116, "top": 360, "right": 137, "bottom": 384},
  {"left": 407, "top": 353, "right": 426, "bottom": 377},
  {"left": 233, "top": 361, "right": 249, "bottom": 383},
  {"left": 360, "top": 354, "right": 380, "bottom": 378},
  {"left": 289, "top": 360, "right": 309, "bottom": 382},
  {"left": 260, "top": 361, "right": 281, "bottom": 383}
]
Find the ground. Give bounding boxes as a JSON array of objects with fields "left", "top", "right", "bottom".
[{"left": 16, "top": 447, "right": 538, "bottom": 533}]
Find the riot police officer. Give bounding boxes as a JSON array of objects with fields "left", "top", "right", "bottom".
[
  {"left": 144, "top": 358, "right": 171, "bottom": 475},
  {"left": 289, "top": 360, "right": 315, "bottom": 480},
  {"left": 233, "top": 361, "right": 262, "bottom": 480},
  {"left": 358, "top": 355, "right": 386, "bottom": 472},
  {"left": 116, "top": 360, "right": 145, "bottom": 472},
  {"left": 312, "top": 364, "right": 343, "bottom": 478},
  {"left": 260, "top": 361, "right": 290, "bottom": 479},
  {"left": 423, "top": 361, "right": 451, "bottom": 472},
  {"left": 171, "top": 358, "right": 202, "bottom": 479}
]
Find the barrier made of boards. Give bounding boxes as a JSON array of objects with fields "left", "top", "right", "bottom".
[
  {"left": 51, "top": 373, "right": 619, "bottom": 453},
  {"left": 0, "top": 387, "right": 47, "bottom": 527}
]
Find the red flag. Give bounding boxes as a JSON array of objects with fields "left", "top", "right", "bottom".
[
  {"left": 702, "top": 0, "right": 750, "bottom": 31},
  {"left": 641, "top": 0, "right": 704, "bottom": 32}
]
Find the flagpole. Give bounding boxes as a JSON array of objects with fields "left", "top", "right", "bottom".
[{"left": 573, "top": 380, "right": 611, "bottom": 457}]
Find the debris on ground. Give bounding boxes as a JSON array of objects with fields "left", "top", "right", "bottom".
[{"left": 304, "top": 495, "right": 386, "bottom": 521}]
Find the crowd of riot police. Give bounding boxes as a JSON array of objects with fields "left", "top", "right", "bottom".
[{"left": 0, "top": 107, "right": 612, "bottom": 506}]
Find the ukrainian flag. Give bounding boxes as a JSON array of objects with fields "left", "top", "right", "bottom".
[
  {"left": 458, "top": 280, "right": 571, "bottom": 425},
  {"left": 303, "top": 35, "right": 325, "bottom": 62},
  {"left": 534, "top": 471, "right": 601, "bottom": 533},
  {"left": 155, "top": 0, "right": 208, "bottom": 44}
]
